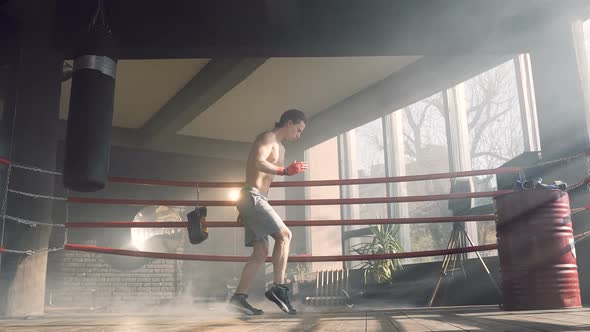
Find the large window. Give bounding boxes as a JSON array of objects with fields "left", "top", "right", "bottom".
[
  {"left": 465, "top": 60, "right": 524, "bottom": 173},
  {"left": 463, "top": 59, "right": 524, "bottom": 245},
  {"left": 306, "top": 137, "right": 342, "bottom": 271},
  {"left": 401, "top": 92, "right": 452, "bottom": 262},
  {"left": 349, "top": 119, "right": 387, "bottom": 220},
  {"left": 402, "top": 93, "right": 448, "bottom": 165},
  {"left": 303, "top": 55, "right": 534, "bottom": 268},
  {"left": 341, "top": 119, "right": 388, "bottom": 261}
]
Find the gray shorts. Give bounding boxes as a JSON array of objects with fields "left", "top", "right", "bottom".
[{"left": 236, "top": 186, "right": 286, "bottom": 247}]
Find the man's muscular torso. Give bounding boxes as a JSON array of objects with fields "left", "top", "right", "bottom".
[{"left": 245, "top": 131, "right": 285, "bottom": 196}]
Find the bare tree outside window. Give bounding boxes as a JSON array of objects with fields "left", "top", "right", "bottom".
[
  {"left": 309, "top": 58, "right": 526, "bottom": 265},
  {"left": 356, "top": 119, "right": 385, "bottom": 177},
  {"left": 465, "top": 60, "right": 524, "bottom": 174},
  {"left": 350, "top": 120, "right": 405, "bottom": 275},
  {"left": 402, "top": 94, "right": 447, "bottom": 163},
  {"left": 401, "top": 93, "right": 452, "bottom": 262},
  {"left": 463, "top": 59, "right": 524, "bottom": 245},
  {"left": 400, "top": 60, "right": 524, "bottom": 258},
  {"left": 352, "top": 119, "right": 387, "bottom": 220}
]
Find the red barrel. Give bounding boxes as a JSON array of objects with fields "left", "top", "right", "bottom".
[{"left": 494, "top": 189, "right": 581, "bottom": 310}]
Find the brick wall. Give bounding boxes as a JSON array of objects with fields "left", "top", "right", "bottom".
[{"left": 47, "top": 240, "right": 183, "bottom": 310}]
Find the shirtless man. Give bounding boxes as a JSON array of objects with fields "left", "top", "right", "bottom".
[{"left": 229, "top": 109, "right": 307, "bottom": 315}]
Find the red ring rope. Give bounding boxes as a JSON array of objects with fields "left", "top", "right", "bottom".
[
  {"left": 68, "top": 190, "right": 512, "bottom": 207},
  {"left": 0, "top": 247, "right": 5, "bottom": 253},
  {"left": 108, "top": 167, "right": 521, "bottom": 188},
  {"left": 65, "top": 215, "right": 496, "bottom": 229},
  {"left": 64, "top": 243, "right": 497, "bottom": 262},
  {"left": 0, "top": 158, "right": 10, "bottom": 166}
]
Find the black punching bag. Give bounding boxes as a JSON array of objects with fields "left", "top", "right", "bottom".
[{"left": 63, "top": 6, "right": 116, "bottom": 192}]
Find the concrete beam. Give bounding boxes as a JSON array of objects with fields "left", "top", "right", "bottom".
[
  {"left": 292, "top": 54, "right": 511, "bottom": 151},
  {"left": 147, "top": 134, "right": 251, "bottom": 162},
  {"left": 139, "top": 58, "right": 267, "bottom": 146},
  {"left": 57, "top": 120, "right": 251, "bottom": 161}
]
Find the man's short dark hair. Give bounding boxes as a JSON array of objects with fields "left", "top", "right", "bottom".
[{"left": 275, "top": 109, "right": 306, "bottom": 128}]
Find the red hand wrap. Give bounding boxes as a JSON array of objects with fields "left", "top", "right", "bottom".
[{"left": 277, "top": 161, "right": 306, "bottom": 176}]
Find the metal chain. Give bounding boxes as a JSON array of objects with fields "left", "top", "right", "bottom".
[
  {"left": 0, "top": 165, "right": 10, "bottom": 221},
  {"left": 3, "top": 215, "right": 65, "bottom": 228},
  {"left": 571, "top": 207, "right": 586, "bottom": 215},
  {"left": 0, "top": 165, "right": 12, "bottom": 269},
  {"left": 0, "top": 50, "right": 22, "bottom": 271},
  {"left": 10, "top": 163, "right": 61, "bottom": 176},
  {"left": 573, "top": 151, "right": 590, "bottom": 243},
  {"left": 2, "top": 248, "right": 34, "bottom": 255},
  {"left": 35, "top": 246, "right": 65, "bottom": 254},
  {"left": 7, "top": 189, "right": 66, "bottom": 201},
  {"left": 575, "top": 230, "right": 590, "bottom": 244},
  {"left": 0, "top": 167, "right": 68, "bottom": 257},
  {"left": 536, "top": 150, "right": 586, "bottom": 167},
  {"left": 566, "top": 178, "right": 589, "bottom": 192},
  {"left": 2, "top": 247, "right": 64, "bottom": 256}
]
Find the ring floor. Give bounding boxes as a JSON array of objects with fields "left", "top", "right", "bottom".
[{"left": 1, "top": 304, "right": 589, "bottom": 331}]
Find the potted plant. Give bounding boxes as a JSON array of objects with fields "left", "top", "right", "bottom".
[{"left": 352, "top": 224, "right": 404, "bottom": 285}]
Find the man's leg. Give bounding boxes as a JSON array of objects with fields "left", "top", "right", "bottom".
[
  {"left": 270, "top": 228, "right": 292, "bottom": 284},
  {"left": 265, "top": 228, "right": 297, "bottom": 314},
  {"left": 236, "top": 241, "right": 268, "bottom": 294},
  {"left": 230, "top": 241, "right": 268, "bottom": 315}
]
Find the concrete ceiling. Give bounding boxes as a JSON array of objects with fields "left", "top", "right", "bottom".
[
  {"left": 59, "top": 59, "right": 210, "bottom": 128},
  {"left": 179, "top": 56, "right": 420, "bottom": 142},
  {"left": 4, "top": 0, "right": 588, "bottom": 162},
  {"left": 40, "top": 0, "right": 590, "bottom": 160},
  {"left": 59, "top": 56, "right": 420, "bottom": 146}
]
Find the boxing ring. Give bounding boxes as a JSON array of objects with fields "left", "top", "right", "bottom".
[{"left": 1, "top": 149, "right": 590, "bottom": 315}]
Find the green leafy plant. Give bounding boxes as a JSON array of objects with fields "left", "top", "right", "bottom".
[
  {"left": 352, "top": 224, "right": 404, "bottom": 284},
  {"left": 286, "top": 254, "right": 312, "bottom": 283}
]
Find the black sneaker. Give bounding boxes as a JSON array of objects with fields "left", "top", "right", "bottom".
[
  {"left": 265, "top": 284, "right": 297, "bottom": 314},
  {"left": 228, "top": 294, "right": 264, "bottom": 315}
]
